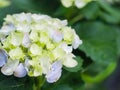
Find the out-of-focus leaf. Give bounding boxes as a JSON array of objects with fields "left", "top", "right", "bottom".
[
  {"left": 0, "top": 73, "right": 33, "bottom": 90},
  {"left": 52, "top": 84, "right": 73, "bottom": 90},
  {"left": 74, "top": 21, "right": 120, "bottom": 83},
  {"left": 12, "top": 0, "right": 60, "bottom": 14},
  {"left": 54, "top": 6, "right": 78, "bottom": 19},
  {"left": 74, "top": 21, "right": 118, "bottom": 65},
  {"left": 0, "top": 2, "right": 22, "bottom": 26},
  {"left": 81, "top": 1, "right": 100, "bottom": 20},
  {"left": 116, "top": 30, "right": 120, "bottom": 55},
  {"left": 98, "top": 0, "right": 120, "bottom": 23},
  {"left": 99, "top": 11, "right": 120, "bottom": 24},
  {"left": 64, "top": 56, "right": 83, "bottom": 72}
]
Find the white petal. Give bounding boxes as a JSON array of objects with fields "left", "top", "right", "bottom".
[
  {"left": 0, "top": 49, "right": 8, "bottom": 67},
  {"left": 60, "top": 43, "right": 72, "bottom": 53},
  {"left": 49, "top": 29, "right": 63, "bottom": 42},
  {"left": 61, "top": 0, "right": 74, "bottom": 8},
  {"left": 14, "top": 63, "right": 27, "bottom": 78},
  {"left": 31, "top": 14, "right": 50, "bottom": 21},
  {"left": 46, "top": 61, "right": 62, "bottom": 83},
  {"left": 75, "top": 0, "right": 87, "bottom": 8},
  {"left": 39, "top": 57, "right": 51, "bottom": 74},
  {"left": 1, "top": 60, "right": 19, "bottom": 75},
  {"left": 61, "top": 20, "right": 68, "bottom": 26},
  {"left": 63, "top": 53, "right": 78, "bottom": 68},
  {"left": 0, "top": 23, "right": 15, "bottom": 35},
  {"left": 14, "top": 13, "right": 32, "bottom": 23},
  {"left": 24, "top": 59, "right": 31, "bottom": 72},
  {"left": 16, "top": 24, "right": 30, "bottom": 32},
  {"left": 72, "top": 34, "right": 82, "bottom": 49},
  {"left": 22, "top": 33, "right": 31, "bottom": 47}
]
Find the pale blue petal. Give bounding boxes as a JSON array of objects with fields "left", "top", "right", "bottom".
[
  {"left": 22, "top": 33, "right": 31, "bottom": 47},
  {"left": 46, "top": 69, "right": 62, "bottom": 83},
  {"left": 51, "top": 61, "right": 62, "bottom": 71},
  {"left": 46, "top": 61, "right": 62, "bottom": 83},
  {"left": 0, "top": 49, "right": 8, "bottom": 67},
  {"left": 14, "top": 63, "right": 27, "bottom": 78},
  {"left": 49, "top": 30, "right": 63, "bottom": 42}
]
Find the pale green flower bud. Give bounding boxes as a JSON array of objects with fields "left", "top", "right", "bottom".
[
  {"left": 29, "top": 30, "right": 39, "bottom": 42},
  {"left": 62, "top": 27, "right": 74, "bottom": 44},
  {"left": 9, "top": 47, "right": 25, "bottom": 60},
  {"left": 30, "top": 44, "right": 42, "bottom": 56},
  {"left": 52, "top": 47, "right": 66, "bottom": 60},
  {"left": 28, "top": 58, "right": 42, "bottom": 76},
  {"left": 39, "top": 57, "right": 51, "bottom": 74},
  {"left": 9, "top": 32, "right": 23, "bottom": 46}
]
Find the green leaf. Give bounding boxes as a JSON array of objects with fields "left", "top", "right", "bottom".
[
  {"left": 81, "top": 1, "right": 100, "bottom": 20},
  {"left": 52, "top": 84, "right": 73, "bottom": 90},
  {"left": 12, "top": 0, "right": 60, "bottom": 14},
  {"left": 98, "top": 0, "right": 120, "bottom": 23},
  {"left": 74, "top": 21, "right": 118, "bottom": 65},
  {"left": 74, "top": 21, "right": 120, "bottom": 82},
  {"left": 64, "top": 56, "right": 83, "bottom": 72},
  {"left": 99, "top": 11, "right": 120, "bottom": 24},
  {"left": 0, "top": 73, "right": 33, "bottom": 90}
]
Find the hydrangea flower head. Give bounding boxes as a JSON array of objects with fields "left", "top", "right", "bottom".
[
  {"left": 0, "top": 13, "right": 82, "bottom": 83},
  {"left": 61, "top": 0, "right": 93, "bottom": 8}
]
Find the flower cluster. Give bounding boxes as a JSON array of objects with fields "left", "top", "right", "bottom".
[
  {"left": 61, "top": 0, "right": 92, "bottom": 8},
  {"left": 0, "top": 13, "right": 82, "bottom": 83}
]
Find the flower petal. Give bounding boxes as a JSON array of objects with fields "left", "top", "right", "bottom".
[
  {"left": 51, "top": 60, "right": 62, "bottom": 71},
  {"left": 46, "top": 61, "right": 62, "bottom": 83},
  {"left": 1, "top": 60, "right": 19, "bottom": 75},
  {"left": 0, "top": 23, "right": 15, "bottom": 35},
  {"left": 39, "top": 57, "right": 51, "bottom": 74},
  {"left": 22, "top": 33, "right": 31, "bottom": 47},
  {"left": 46, "top": 69, "right": 62, "bottom": 83},
  {"left": 49, "top": 29, "right": 63, "bottom": 42},
  {"left": 59, "top": 43, "right": 73, "bottom": 53},
  {"left": 75, "top": 0, "right": 87, "bottom": 8},
  {"left": 61, "top": 0, "right": 74, "bottom": 8},
  {"left": 72, "top": 34, "right": 82, "bottom": 49},
  {"left": 63, "top": 53, "right": 78, "bottom": 68},
  {"left": 30, "top": 44, "right": 42, "bottom": 56},
  {"left": 0, "top": 49, "right": 8, "bottom": 67},
  {"left": 14, "top": 63, "right": 27, "bottom": 78},
  {"left": 10, "top": 32, "right": 24, "bottom": 46},
  {"left": 9, "top": 47, "right": 25, "bottom": 60}
]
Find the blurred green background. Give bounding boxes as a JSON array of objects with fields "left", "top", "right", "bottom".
[{"left": 0, "top": 0, "right": 120, "bottom": 90}]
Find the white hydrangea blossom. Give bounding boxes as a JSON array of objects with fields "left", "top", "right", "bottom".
[
  {"left": 61, "top": 0, "right": 93, "bottom": 8},
  {"left": 0, "top": 13, "right": 82, "bottom": 83}
]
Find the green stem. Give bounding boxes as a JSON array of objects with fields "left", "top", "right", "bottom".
[
  {"left": 69, "top": 14, "right": 84, "bottom": 25},
  {"left": 81, "top": 62, "right": 117, "bottom": 83},
  {"left": 33, "top": 76, "right": 45, "bottom": 90}
]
